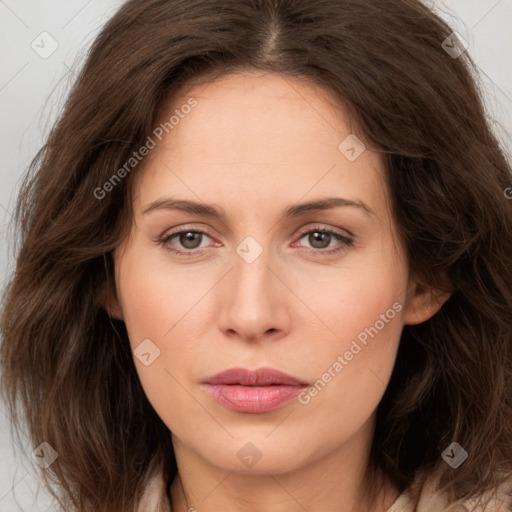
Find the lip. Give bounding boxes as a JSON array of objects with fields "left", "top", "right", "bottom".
[{"left": 202, "top": 367, "right": 309, "bottom": 413}]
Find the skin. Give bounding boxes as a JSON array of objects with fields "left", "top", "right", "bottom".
[{"left": 107, "top": 70, "right": 450, "bottom": 512}]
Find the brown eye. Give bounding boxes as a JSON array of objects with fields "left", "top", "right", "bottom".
[
  {"left": 160, "top": 229, "right": 212, "bottom": 255},
  {"left": 178, "top": 231, "right": 203, "bottom": 249},
  {"left": 295, "top": 227, "right": 353, "bottom": 255},
  {"left": 307, "top": 231, "right": 332, "bottom": 249}
]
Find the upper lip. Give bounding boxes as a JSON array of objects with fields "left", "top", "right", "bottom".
[{"left": 203, "top": 367, "right": 308, "bottom": 387}]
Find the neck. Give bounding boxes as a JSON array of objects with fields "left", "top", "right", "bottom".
[{"left": 169, "top": 428, "right": 399, "bottom": 512}]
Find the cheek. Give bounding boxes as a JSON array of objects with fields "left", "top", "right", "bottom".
[
  {"left": 289, "top": 247, "right": 406, "bottom": 425},
  {"left": 114, "top": 246, "right": 223, "bottom": 398},
  {"left": 115, "top": 243, "right": 197, "bottom": 343},
  {"left": 288, "top": 242, "right": 407, "bottom": 351},
  {"left": 292, "top": 305, "right": 404, "bottom": 458},
  {"left": 115, "top": 253, "right": 203, "bottom": 422}
]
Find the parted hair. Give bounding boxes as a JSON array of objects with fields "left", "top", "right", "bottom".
[{"left": 1, "top": 0, "right": 512, "bottom": 511}]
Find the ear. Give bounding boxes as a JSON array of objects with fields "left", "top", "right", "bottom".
[
  {"left": 98, "top": 278, "right": 124, "bottom": 321},
  {"left": 403, "top": 277, "right": 451, "bottom": 326}
]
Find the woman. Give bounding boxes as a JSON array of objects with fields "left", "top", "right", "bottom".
[{"left": 1, "top": 0, "right": 512, "bottom": 511}]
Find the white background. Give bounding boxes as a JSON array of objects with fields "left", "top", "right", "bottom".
[{"left": 1, "top": 1, "right": 511, "bottom": 510}]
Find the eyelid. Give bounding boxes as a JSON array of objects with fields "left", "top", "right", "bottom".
[
  {"left": 291, "top": 225, "right": 354, "bottom": 254},
  {"left": 159, "top": 225, "right": 217, "bottom": 250},
  {"left": 294, "top": 223, "right": 353, "bottom": 240},
  {"left": 158, "top": 223, "right": 354, "bottom": 255},
  {"left": 159, "top": 222, "right": 352, "bottom": 240}
]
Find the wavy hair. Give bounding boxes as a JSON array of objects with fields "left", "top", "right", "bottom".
[{"left": 1, "top": 0, "right": 512, "bottom": 511}]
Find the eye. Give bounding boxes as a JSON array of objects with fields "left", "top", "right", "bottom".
[
  {"left": 293, "top": 226, "right": 353, "bottom": 255},
  {"left": 159, "top": 229, "right": 214, "bottom": 256},
  {"left": 158, "top": 225, "right": 353, "bottom": 257}
]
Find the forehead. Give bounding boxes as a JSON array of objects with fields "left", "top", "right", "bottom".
[
  {"left": 163, "top": 70, "right": 352, "bottom": 155},
  {"left": 132, "top": 70, "right": 387, "bottom": 219}
]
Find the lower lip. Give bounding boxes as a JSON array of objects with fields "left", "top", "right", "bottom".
[{"left": 204, "top": 384, "right": 305, "bottom": 413}]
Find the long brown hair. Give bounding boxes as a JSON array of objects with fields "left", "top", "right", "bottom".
[{"left": 1, "top": 0, "right": 512, "bottom": 511}]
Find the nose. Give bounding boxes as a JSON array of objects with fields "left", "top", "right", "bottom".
[{"left": 217, "top": 238, "right": 292, "bottom": 344}]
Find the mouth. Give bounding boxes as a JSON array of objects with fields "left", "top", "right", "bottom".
[{"left": 202, "top": 367, "right": 309, "bottom": 413}]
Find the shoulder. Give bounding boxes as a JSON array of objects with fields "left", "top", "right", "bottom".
[
  {"left": 453, "top": 474, "right": 512, "bottom": 512},
  {"left": 387, "top": 470, "right": 512, "bottom": 512},
  {"left": 133, "top": 459, "right": 172, "bottom": 512}
]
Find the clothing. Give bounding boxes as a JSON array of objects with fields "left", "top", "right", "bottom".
[
  {"left": 386, "top": 470, "right": 512, "bottom": 512},
  {"left": 136, "top": 462, "right": 512, "bottom": 512}
]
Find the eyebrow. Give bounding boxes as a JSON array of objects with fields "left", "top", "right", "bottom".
[{"left": 141, "top": 196, "right": 375, "bottom": 219}]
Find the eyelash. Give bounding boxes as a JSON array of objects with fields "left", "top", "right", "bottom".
[{"left": 158, "top": 225, "right": 353, "bottom": 257}]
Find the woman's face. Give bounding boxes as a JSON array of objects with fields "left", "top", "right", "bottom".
[{"left": 111, "top": 70, "right": 442, "bottom": 474}]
